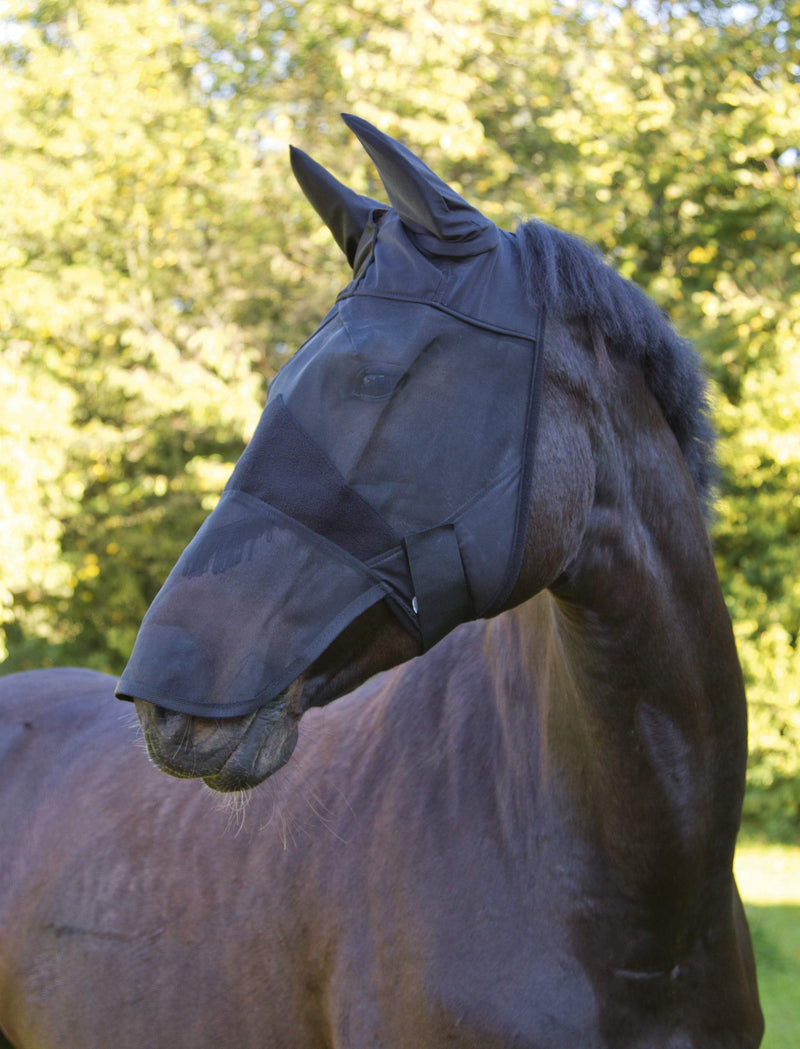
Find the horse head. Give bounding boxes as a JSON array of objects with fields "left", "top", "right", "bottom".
[{"left": 119, "top": 117, "right": 618, "bottom": 790}]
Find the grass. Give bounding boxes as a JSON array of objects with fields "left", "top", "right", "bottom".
[{"left": 734, "top": 843, "right": 800, "bottom": 1049}]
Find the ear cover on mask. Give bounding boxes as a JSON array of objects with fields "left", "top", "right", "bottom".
[
  {"left": 289, "top": 145, "right": 384, "bottom": 268},
  {"left": 340, "top": 114, "right": 498, "bottom": 256}
]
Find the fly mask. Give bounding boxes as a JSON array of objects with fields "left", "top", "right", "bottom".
[{"left": 116, "top": 115, "right": 545, "bottom": 718}]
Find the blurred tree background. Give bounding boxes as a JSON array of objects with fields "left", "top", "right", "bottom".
[{"left": 0, "top": 0, "right": 798, "bottom": 839}]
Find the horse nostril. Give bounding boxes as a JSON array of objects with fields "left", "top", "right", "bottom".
[{"left": 149, "top": 704, "right": 191, "bottom": 745}]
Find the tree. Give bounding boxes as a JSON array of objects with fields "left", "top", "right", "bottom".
[{"left": 0, "top": 0, "right": 269, "bottom": 666}]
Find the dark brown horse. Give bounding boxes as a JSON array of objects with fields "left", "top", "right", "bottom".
[{"left": 0, "top": 117, "right": 762, "bottom": 1048}]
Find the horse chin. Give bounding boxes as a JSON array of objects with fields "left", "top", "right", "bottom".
[
  {"left": 134, "top": 696, "right": 301, "bottom": 792},
  {"left": 202, "top": 716, "right": 299, "bottom": 793}
]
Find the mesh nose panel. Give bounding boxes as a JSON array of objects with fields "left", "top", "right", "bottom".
[{"left": 115, "top": 490, "right": 392, "bottom": 718}]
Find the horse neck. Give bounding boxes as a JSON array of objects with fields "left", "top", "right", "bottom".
[{"left": 481, "top": 359, "right": 747, "bottom": 965}]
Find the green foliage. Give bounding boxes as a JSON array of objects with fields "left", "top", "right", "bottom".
[
  {"left": 1, "top": 0, "right": 277, "bottom": 668},
  {"left": 735, "top": 844, "right": 800, "bottom": 1046},
  {"left": 745, "top": 902, "right": 800, "bottom": 1049},
  {"left": 1, "top": 0, "right": 798, "bottom": 836}
]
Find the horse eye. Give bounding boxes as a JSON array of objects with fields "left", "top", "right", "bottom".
[
  {"left": 354, "top": 367, "right": 401, "bottom": 401},
  {"left": 361, "top": 372, "right": 388, "bottom": 391}
]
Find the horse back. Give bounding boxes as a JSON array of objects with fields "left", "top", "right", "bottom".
[{"left": 0, "top": 670, "right": 329, "bottom": 1048}]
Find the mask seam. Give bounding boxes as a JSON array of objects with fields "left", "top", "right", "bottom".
[
  {"left": 336, "top": 289, "right": 540, "bottom": 342},
  {"left": 484, "top": 304, "right": 547, "bottom": 615}
]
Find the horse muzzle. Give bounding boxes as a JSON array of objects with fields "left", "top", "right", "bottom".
[
  {"left": 134, "top": 695, "right": 300, "bottom": 791},
  {"left": 116, "top": 489, "right": 405, "bottom": 720}
]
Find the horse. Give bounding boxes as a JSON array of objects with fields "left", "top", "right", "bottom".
[{"left": 0, "top": 115, "right": 763, "bottom": 1048}]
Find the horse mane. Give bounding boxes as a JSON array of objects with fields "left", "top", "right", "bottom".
[{"left": 517, "top": 220, "right": 716, "bottom": 511}]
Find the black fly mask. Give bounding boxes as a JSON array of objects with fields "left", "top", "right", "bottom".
[{"left": 116, "top": 116, "right": 545, "bottom": 718}]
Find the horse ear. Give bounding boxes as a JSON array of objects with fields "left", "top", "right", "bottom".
[
  {"left": 290, "top": 146, "right": 383, "bottom": 268},
  {"left": 341, "top": 113, "right": 497, "bottom": 255}
]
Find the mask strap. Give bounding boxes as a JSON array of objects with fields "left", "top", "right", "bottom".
[{"left": 404, "top": 525, "right": 473, "bottom": 651}]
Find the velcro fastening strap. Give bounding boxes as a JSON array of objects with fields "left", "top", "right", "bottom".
[{"left": 404, "top": 524, "right": 473, "bottom": 651}]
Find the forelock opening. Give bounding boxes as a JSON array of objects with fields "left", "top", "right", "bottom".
[{"left": 517, "top": 220, "right": 716, "bottom": 512}]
